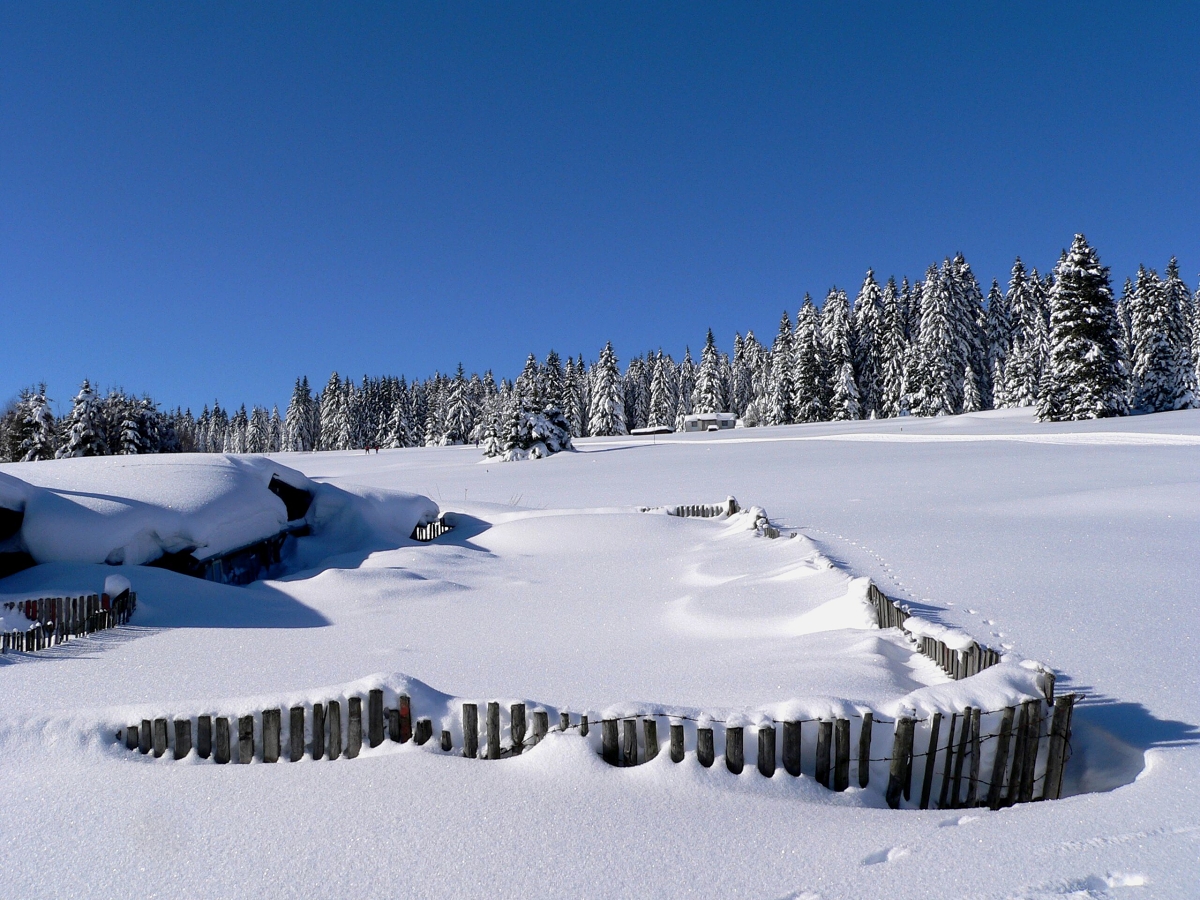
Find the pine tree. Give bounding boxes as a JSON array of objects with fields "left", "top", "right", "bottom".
[
  {"left": 648, "top": 352, "right": 677, "bottom": 428},
  {"left": 562, "top": 357, "right": 585, "bottom": 437},
  {"left": 766, "top": 311, "right": 794, "bottom": 425},
  {"left": 269, "top": 406, "right": 283, "bottom": 452},
  {"left": 674, "top": 349, "right": 696, "bottom": 430},
  {"left": 56, "top": 380, "right": 108, "bottom": 458},
  {"left": 1162, "top": 257, "right": 1198, "bottom": 409},
  {"left": 911, "top": 265, "right": 957, "bottom": 416},
  {"left": 444, "top": 364, "right": 474, "bottom": 444},
  {"left": 1130, "top": 264, "right": 1196, "bottom": 411},
  {"left": 1037, "top": 234, "right": 1128, "bottom": 421},
  {"left": 588, "top": 342, "right": 627, "bottom": 436},
  {"left": 852, "top": 270, "right": 885, "bottom": 418},
  {"left": 829, "top": 361, "right": 861, "bottom": 421},
  {"left": 792, "top": 297, "right": 828, "bottom": 422},
  {"left": 15, "top": 385, "right": 57, "bottom": 461},
  {"left": 984, "top": 279, "right": 1012, "bottom": 389},
  {"left": 319, "top": 373, "right": 342, "bottom": 451},
  {"left": 692, "top": 329, "right": 726, "bottom": 414},
  {"left": 962, "top": 364, "right": 982, "bottom": 412},
  {"left": 543, "top": 350, "right": 564, "bottom": 411},
  {"left": 879, "top": 277, "right": 907, "bottom": 418},
  {"left": 248, "top": 406, "right": 270, "bottom": 453},
  {"left": 821, "top": 288, "right": 853, "bottom": 385}
]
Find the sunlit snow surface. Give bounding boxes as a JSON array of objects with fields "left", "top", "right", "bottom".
[{"left": 1, "top": 407, "right": 1198, "bottom": 898}]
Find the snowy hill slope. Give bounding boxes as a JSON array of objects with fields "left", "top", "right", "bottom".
[{"left": 0, "top": 408, "right": 1197, "bottom": 898}]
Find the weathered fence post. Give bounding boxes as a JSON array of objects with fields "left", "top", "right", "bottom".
[
  {"left": 486, "top": 702, "right": 501, "bottom": 760},
  {"left": 312, "top": 703, "right": 325, "bottom": 761},
  {"left": 987, "top": 707, "right": 1016, "bottom": 810},
  {"left": 697, "top": 726, "right": 715, "bottom": 768},
  {"left": 919, "top": 711, "right": 942, "bottom": 810},
  {"left": 398, "top": 694, "right": 412, "bottom": 743},
  {"left": 886, "top": 716, "right": 915, "bottom": 809},
  {"left": 758, "top": 724, "right": 776, "bottom": 777},
  {"left": 938, "top": 712, "right": 958, "bottom": 809},
  {"left": 174, "top": 719, "right": 192, "bottom": 760},
  {"left": 125, "top": 725, "right": 139, "bottom": 751},
  {"left": 560, "top": 711, "right": 571, "bottom": 732},
  {"left": 368, "top": 690, "right": 384, "bottom": 749},
  {"left": 153, "top": 718, "right": 168, "bottom": 758},
  {"left": 950, "top": 707, "right": 972, "bottom": 807},
  {"left": 1006, "top": 702, "right": 1029, "bottom": 807},
  {"left": 263, "top": 709, "right": 281, "bottom": 763},
  {"left": 196, "top": 715, "right": 212, "bottom": 760},
  {"left": 644, "top": 718, "right": 659, "bottom": 762},
  {"left": 815, "top": 720, "right": 832, "bottom": 788},
  {"left": 782, "top": 721, "right": 802, "bottom": 777},
  {"left": 669, "top": 722, "right": 685, "bottom": 763},
  {"left": 1041, "top": 694, "right": 1075, "bottom": 801},
  {"left": 462, "top": 703, "right": 478, "bottom": 759},
  {"left": 414, "top": 718, "right": 432, "bottom": 746},
  {"left": 965, "top": 707, "right": 981, "bottom": 806},
  {"left": 580, "top": 714, "right": 589, "bottom": 737},
  {"left": 602, "top": 719, "right": 619, "bottom": 765},
  {"left": 726, "top": 725, "right": 744, "bottom": 775},
  {"left": 858, "top": 712, "right": 873, "bottom": 789},
  {"left": 834, "top": 719, "right": 851, "bottom": 792},
  {"left": 139, "top": 719, "right": 152, "bottom": 755},
  {"left": 290, "top": 707, "right": 305, "bottom": 762},
  {"left": 511, "top": 703, "right": 526, "bottom": 755},
  {"left": 1018, "top": 700, "right": 1043, "bottom": 803},
  {"left": 326, "top": 701, "right": 342, "bottom": 761},
  {"left": 238, "top": 715, "right": 254, "bottom": 763},
  {"left": 347, "top": 697, "right": 362, "bottom": 759},
  {"left": 532, "top": 710, "right": 548, "bottom": 746},
  {"left": 215, "top": 717, "right": 231, "bottom": 764},
  {"left": 622, "top": 718, "right": 639, "bottom": 767}
]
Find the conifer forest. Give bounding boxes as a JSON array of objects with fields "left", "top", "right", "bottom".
[{"left": 5, "top": 235, "right": 1198, "bottom": 463}]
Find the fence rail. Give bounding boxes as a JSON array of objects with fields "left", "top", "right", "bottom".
[
  {"left": 114, "top": 684, "right": 1075, "bottom": 809},
  {"left": 2, "top": 591, "right": 137, "bottom": 654}
]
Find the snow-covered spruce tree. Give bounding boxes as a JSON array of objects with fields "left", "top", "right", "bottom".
[
  {"left": 765, "top": 311, "right": 794, "bottom": 426},
  {"left": 623, "top": 355, "right": 650, "bottom": 430},
  {"left": 692, "top": 329, "right": 726, "bottom": 414},
  {"left": 1116, "top": 278, "right": 1135, "bottom": 370},
  {"left": 852, "top": 270, "right": 885, "bottom": 418},
  {"left": 962, "top": 364, "right": 982, "bottom": 412},
  {"left": 879, "top": 277, "right": 907, "bottom": 418},
  {"left": 1162, "top": 257, "right": 1198, "bottom": 408},
  {"left": 442, "top": 365, "right": 475, "bottom": 445},
  {"left": 247, "top": 406, "right": 270, "bottom": 453},
  {"left": 911, "top": 264, "right": 958, "bottom": 416},
  {"left": 821, "top": 288, "right": 854, "bottom": 395},
  {"left": 56, "top": 380, "right": 108, "bottom": 458},
  {"left": 829, "top": 361, "right": 861, "bottom": 421},
  {"left": 118, "top": 401, "right": 148, "bottom": 455},
  {"left": 1037, "top": 234, "right": 1128, "bottom": 421},
  {"left": 950, "top": 253, "right": 989, "bottom": 407},
  {"left": 1130, "top": 265, "right": 1196, "bottom": 412},
  {"left": 588, "top": 342, "right": 627, "bottom": 436},
  {"left": 15, "top": 385, "right": 57, "bottom": 461},
  {"left": 984, "top": 279, "right": 1012, "bottom": 389},
  {"left": 268, "top": 406, "right": 283, "bottom": 453},
  {"left": 318, "top": 373, "right": 342, "bottom": 451},
  {"left": 1193, "top": 284, "right": 1200, "bottom": 385},
  {"left": 229, "top": 405, "right": 249, "bottom": 454},
  {"left": 543, "top": 350, "right": 564, "bottom": 411},
  {"left": 730, "top": 334, "right": 752, "bottom": 417},
  {"left": 284, "top": 377, "right": 314, "bottom": 451},
  {"left": 1002, "top": 259, "right": 1047, "bottom": 407},
  {"left": 515, "top": 354, "right": 542, "bottom": 412},
  {"left": 674, "top": 348, "right": 696, "bottom": 430},
  {"left": 792, "top": 297, "right": 828, "bottom": 423},
  {"left": 562, "top": 357, "right": 584, "bottom": 437},
  {"left": 648, "top": 351, "right": 678, "bottom": 428}
]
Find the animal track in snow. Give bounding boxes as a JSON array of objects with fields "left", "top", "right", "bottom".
[{"left": 863, "top": 846, "right": 910, "bottom": 865}]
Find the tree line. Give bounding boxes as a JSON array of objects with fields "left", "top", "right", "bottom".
[{"left": 4, "top": 234, "right": 1197, "bottom": 463}]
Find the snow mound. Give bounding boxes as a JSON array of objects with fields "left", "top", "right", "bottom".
[{"left": 0, "top": 455, "right": 440, "bottom": 572}]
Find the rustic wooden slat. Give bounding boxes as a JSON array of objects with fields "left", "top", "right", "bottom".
[
  {"left": 834, "top": 718, "right": 850, "bottom": 792},
  {"left": 326, "top": 701, "right": 341, "bottom": 761},
  {"left": 440, "top": 729, "right": 452, "bottom": 752},
  {"left": 885, "top": 717, "right": 914, "bottom": 809},
  {"left": 462, "top": 703, "right": 478, "bottom": 759},
  {"left": 950, "top": 707, "right": 972, "bottom": 807},
  {"left": 919, "top": 712, "right": 942, "bottom": 810},
  {"left": 602, "top": 719, "right": 619, "bottom": 765},
  {"left": 174, "top": 719, "right": 192, "bottom": 760},
  {"left": 1041, "top": 694, "right": 1075, "bottom": 801},
  {"left": 312, "top": 703, "right": 325, "bottom": 761},
  {"left": 153, "top": 718, "right": 168, "bottom": 758},
  {"left": 510, "top": 703, "right": 526, "bottom": 755},
  {"left": 214, "top": 717, "right": 230, "bottom": 764},
  {"left": 238, "top": 715, "right": 254, "bottom": 764},
  {"left": 758, "top": 724, "right": 776, "bottom": 778},
  {"left": 414, "top": 718, "right": 432, "bottom": 746},
  {"left": 815, "top": 720, "right": 832, "bottom": 788},
  {"left": 290, "top": 707, "right": 305, "bottom": 762},
  {"left": 347, "top": 698, "right": 362, "bottom": 759},
  {"left": 532, "top": 711, "right": 548, "bottom": 746},
  {"left": 783, "top": 721, "right": 802, "bottom": 777},
  {"left": 1006, "top": 703, "right": 1030, "bottom": 806},
  {"left": 669, "top": 722, "right": 685, "bottom": 763},
  {"left": 965, "top": 707, "right": 982, "bottom": 806},
  {"left": 487, "top": 702, "right": 501, "bottom": 761},
  {"left": 643, "top": 718, "right": 659, "bottom": 762},
  {"left": 726, "top": 726, "right": 744, "bottom": 775},
  {"left": 697, "top": 727, "right": 715, "bottom": 768},
  {"left": 622, "top": 719, "right": 639, "bottom": 767},
  {"left": 937, "top": 712, "right": 958, "bottom": 809},
  {"left": 1018, "top": 700, "right": 1043, "bottom": 803},
  {"left": 263, "top": 709, "right": 281, "bottom": 763},
  {"left": 859, "top": 712, "right": 874, "bottom": 789},
  {"left": 987, "top": 707, "right": 1016, "bottom": 810},
  {"left": 368, "top": 690, "right": 384, "bottom": 749},
  {"left": 398, "top": 694, "right": 412, "bottom": 743}
]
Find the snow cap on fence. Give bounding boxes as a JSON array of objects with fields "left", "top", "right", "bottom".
[
  {"left": 900, "top": 614, "right": 976, "bottom": 652},
  {"left": 104, "top": 574, "right": 132, "bottom": 598}
]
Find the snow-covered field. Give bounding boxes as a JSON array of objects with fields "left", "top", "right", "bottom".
[{"left": 1, "top": 407, "right": 1198, "bottom": 899}]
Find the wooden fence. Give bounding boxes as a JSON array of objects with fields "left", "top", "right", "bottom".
[
  {"left": 411, "top": 516, "right": 454, "bottom": 543},
  {"left": 115, "top": 685, "right": 1075, "bottom": 809},
  {"left": 2, "top": 591, "right": 137, "bottom": 654}
]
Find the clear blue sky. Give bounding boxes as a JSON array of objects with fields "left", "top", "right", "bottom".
[{"left": 3, "top": 2, "right": 1199, "bottom": 413}]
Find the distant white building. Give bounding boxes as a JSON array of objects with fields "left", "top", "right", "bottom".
[{"left": 681, "top": 412, "right": 736, "bottom": 433}]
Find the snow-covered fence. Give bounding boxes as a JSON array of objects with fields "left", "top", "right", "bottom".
[
  {"left": 114, "top": 684, "right": 1076, "bottom": 810},
  {"left": 411, "top": 515, "right": 453, "bottom": 543},
  {"left": 867, "top": 583, "right": 1010, "bottom": 686},
  {"left": 1, "top": 590, "right": 137, "bottom": 654},
  {"left": 666, "top": 497, "right": 739, "bottom": 519}
]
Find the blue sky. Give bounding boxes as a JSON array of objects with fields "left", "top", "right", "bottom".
[{"left": 2, "top": 2, "right": 1198, "bottom": 413}]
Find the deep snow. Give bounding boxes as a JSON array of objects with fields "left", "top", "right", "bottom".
[{"left": 1, "top": 407, "right": 1198, "bottom": 899}]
